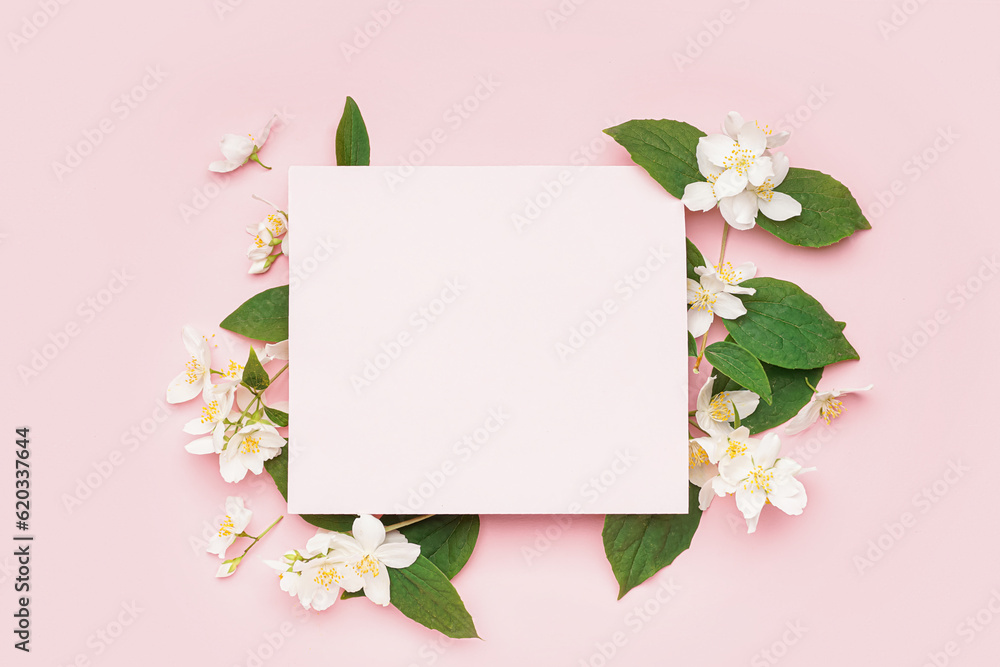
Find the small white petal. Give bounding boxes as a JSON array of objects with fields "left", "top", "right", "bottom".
[{"left": 759, "top": 191, "right": 802, "bottom": 221}]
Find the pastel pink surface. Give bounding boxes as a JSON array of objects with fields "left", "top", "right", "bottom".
[{"left": 2, "top": 1, "right": 997, "bottom": 665}]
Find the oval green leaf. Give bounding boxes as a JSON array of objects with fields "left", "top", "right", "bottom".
[
  {"left": 604, "top": 119, "right": 705, "bottom": 199},
  {"left": 220, "top": 285, "right": 288, "bottom": 343},
  {"left": 603, "top": 483, "right": 703, "bottom": 599},
  {"left": 336, "top": 96, "right": 371, "bottom": 167},
  {"left": 389, "top": 555, "right": 480, "bottom": 639},
  {"left": 723, "top": 277, "right": 859, "bottom": 370},
  {"left": 704, "top": 341, "right": 772, "bottom": 404},
  {"left": 757, "top": 168, "right": 871, "bottom": 247}
]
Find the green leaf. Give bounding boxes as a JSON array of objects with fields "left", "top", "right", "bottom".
[
  {"left": 719, "top": 363, "right": 824, "bottom": 435},
  {"left": 220, "top": 285, "right": 288, "bottom": 343},
  {"left": 723, "top": 278, "right": 859, "bottom": 370},
  {"left": 687, "top": 332, "right": 697, "bottom": 357},
  {"left": 389, "top": 555, "right": 479, "bottom": 639},
  {"left": 704, "top": 341, "right": 772, "bottom": 405},
  {"left": 604, "top": 120, "right": 705, "bottom": 198},
  {"left": 262, "top": 443, "right": 289, "bottom": 499},
  {"left": 757, "top": 168, "right": 871, "bottom": 247},
  {"left": 262, "top": 445, "right": 356, "bottom": 531},
  {"left": 263, "top": 405, "right": 288, "bottom": 427},
  {"left": 242, "top": 347, "right": 270, "bottom": 391},
  {"left": 603, "top": 483, "right": 703, "bottom": 599},
  {"left": 336, "top": 96, "right": 371, "bottom": 167},
  {"left": 379, "top": 515, "right": 480, "bottom": 579},
  {"left": 686, "top": 237, "right": 706, "bottom": 281}
]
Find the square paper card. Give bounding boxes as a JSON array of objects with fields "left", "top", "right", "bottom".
[{"left": 288, "top": 166, "right": 689, "bottom": 515}]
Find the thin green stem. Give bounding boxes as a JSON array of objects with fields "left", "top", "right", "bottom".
[
  {"left": 233, "top": 515, "right": 283, "bottom": 560},
  {"left": 718, "top": 223, "right": 731, "bottom": 267},
  {"left": 270, "top": 363, "right": 289, "bottom": 383}
]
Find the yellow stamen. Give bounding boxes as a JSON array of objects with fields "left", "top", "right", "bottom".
[
  {"left": 708, "top": 393, "right": 734, "bottom": 421},
  {"left": 725, "top": 437, "right": 747, "bottom": 460},
  {"left": 688, "top": 442, "right": 710, "bottom": 470},
  {"left": 218, "top": 515, "right": 235, "bottom": 538},
  {"left": 241, "top": 434, "right": 261, "bottom": 454},
  {"left": 742, "top": 465, "right": 774, "bottom": 495},
  {"left": 354, "top": 555, "right": 380, "bottom": 578},
  {"left": 820, "top": 398, "right": 844, "bottom": 425}
]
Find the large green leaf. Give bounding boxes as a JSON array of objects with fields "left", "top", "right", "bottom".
[
  {"left": 336, "top": 96, "right": 371, "bottom": 167},
  {"left": 604, "top": 120, "right": 705, "bottom": 198},
  {"left": 757, "top": 168, "right": 871, "bottom": 247},
  {"left": 241, "top": 346, "right": 269, "bottom": 391},
  {"left": 220, "top": 285, "right": 288, "bottom": 343},
  {"left": 389, "top": 555, "right": 479, "bottom": 639},
  {"left": 380, "top": 515, "right": 480, "bottom": 579},
  {"left": 715, "top": 362, "right": 824, "bottom": 435},
  {"left": 723, "top": 278, "right": 858, "bottom": 370},
  {"left": 704, "top": 341, "right": 771, "bottom": 405},
  {"left": 603, "top": 483, "right": 703, "bottom": 599},
  {"left": 263, "top": 405, "right": 288, "bottom": 427}
]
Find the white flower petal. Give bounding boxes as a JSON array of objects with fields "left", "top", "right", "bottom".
[
  {"left": 719, "top": 190, "right": 759, "bottom": 230},
  {"left": 723, "top": 112, "right": 745, "bottom": 140},
  {"left": 758, "top": 191, "right": 802, "bottom": 221},
  {"left": 754, "top": 433, "right": 782, "bottom": 469},
  {"left": 687, "top": 307, "right": 714, "bottom": 338},
  {"left": 770, "top": 152, "right": 790, "bottom": 185},
  {"left": 713, "top": 168, "right": 749, "bottom": 198},
  {"left": 256, "top": 115, "right": 278, "bottom": 147},
  {"left": 766, "top": 131, "right": 790, "bottom": 149},
  {"left": 208, "top": 160, "right": 242, "bottom": 173},
  {"left": 699, "top": 134, "right": 738, "bottom": 167},
  {"left": 681, "top": 181, "right": 719, "bottom": 212},
  {"left": 352, "top": 515, "right": 386, "bottom": 554},
  {"left": 220, "top": 134, "right": 254, "bottom": 162},
  {"left": 746, "top": 156, "right": 774, "bottom": 187},
  {"left": 737, "top": 125, "right": 767, "bottom": 157},
  {"left": 375, "top": 540, "right": 422, "bottom": 569},
  {"left": 728, "top": 390, "right": 760, "bottom": 420},
  {"left": 711, "top": 292, "right": 746, "bottom": 320},
  {"left": 362, "top": 563, "right": 391, "bottom": 606},
  {"left": 784, "top": 400, "right": 823, "bottom": 435}
]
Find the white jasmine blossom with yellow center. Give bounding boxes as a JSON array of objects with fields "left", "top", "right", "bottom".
[
  {"left": 208, "top": 115, "right": 277, "bottom": 173},
  {"left": 206, "top": 496, "right": 253, "bottom": 559},
  {"left": 785, "top": 384, "right": 873, "bottom": 435},
  {"left": 308, "top": 515, "right": 421, "bottom": 606},
  {"left": 695, "top": 375, "right": 760, "bottom": 437},
  {"left": 166, "top": 326, "right": 214, "bottom": 404},
  {"left": 686, "top": 272, "right": 748, "bottom": 338},
  {"left": 218, "top": 422, "right": 285, "bottom": 483}
]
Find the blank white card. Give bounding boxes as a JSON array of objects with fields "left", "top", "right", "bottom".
[{"left": 287, "top": 166, "right": 689, "bottom": 515}]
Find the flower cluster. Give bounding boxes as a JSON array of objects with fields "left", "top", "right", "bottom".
[
  {"left": 681, "top": 111, "right": 802, "bottom": 230},
  {"left": 246, "top": 195, "right": 288, "bottom": 275},
  {"left": 686, "top": 260, "right": 756, "bottom": 337},
  {"left": 689, "top": 376, "right": 809, "bottom": 532},
  {"left": 265, "top": 515, "right": 421, "bottom": 610},
  {"left": 166, "top": 326, "right": 289, "bottom": 483}
]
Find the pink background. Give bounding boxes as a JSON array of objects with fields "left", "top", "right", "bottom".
[{"left": 3, "top": 0, "right": 996, "bottom": 665}]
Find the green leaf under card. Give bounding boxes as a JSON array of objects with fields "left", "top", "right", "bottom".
[{"left": 220, "top": 285, "right": 288, "bottom": 343}]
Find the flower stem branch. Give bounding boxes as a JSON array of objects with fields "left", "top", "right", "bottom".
[{"left": 383, "top": 514, "right": 435, "bottom": 532}]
